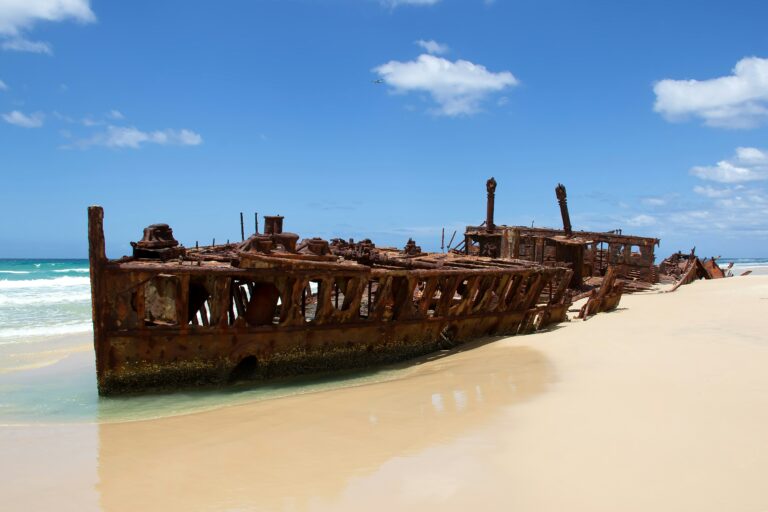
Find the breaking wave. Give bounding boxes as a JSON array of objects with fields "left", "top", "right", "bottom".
[
  {"left": 0, "top": 291, "right": 92, "bottom": 306},
  {"left": 0, "top": 322, "right": 93, "bottom": 342},
  {"left": 0, "top": 261, "right": 92, "bottom": 342},
  {"left": 0, "top": 276, "right": 91, "bottom": 290}
]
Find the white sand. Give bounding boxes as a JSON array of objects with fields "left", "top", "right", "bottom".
[{"left": 2, "top": 276, "right": 767, "bottom": 511}]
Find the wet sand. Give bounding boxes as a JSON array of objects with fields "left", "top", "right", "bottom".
[{"left": 2, "top": 276, "right": 768, "bottom": 511}]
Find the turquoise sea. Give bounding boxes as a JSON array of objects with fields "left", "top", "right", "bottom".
[
  {"left": 0, "top": 259, "right": 92, "bottom": 341},
  {"left": 0, "top": 257, "right": 766, "bottom": 427}
]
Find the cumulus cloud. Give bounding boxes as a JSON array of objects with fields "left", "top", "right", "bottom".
[
  {"left": 653, "top": 57, "right": 768, "bottom": 129},
  {"left": 373, "top": 53, "right": 518, "bottom": 116},
  {"left": 71, "top": 125, "right": 203, "bottom": 149},
  {"left": 415, "top": 39, "right": 448, "bottom": 55},
  {"left": 690, "top": 146, "right": 768, "bottom": 183},
  {"left": 613, "top": 147, "right": 768, "bottom": 238},
  {"left": 0, "top": 0, "right": 94, "bottom": 35},
  {"left": 0, "top": 0, "right": 95, "bottom": 54},
  {"left": 3, "top": 110, "right": 44, "bottom": 127}
]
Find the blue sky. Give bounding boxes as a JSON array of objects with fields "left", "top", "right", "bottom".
[{"left": 1, "top": 0, "right": 767, "bottom": 258}]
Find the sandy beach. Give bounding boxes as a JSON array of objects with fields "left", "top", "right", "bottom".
[{"left": 2, "top": 275, "right": 768, "bottom": 511}]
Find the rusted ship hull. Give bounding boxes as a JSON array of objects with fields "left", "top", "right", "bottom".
[{"left": 89, "top": 207, "right": 572, "bottom": 395}]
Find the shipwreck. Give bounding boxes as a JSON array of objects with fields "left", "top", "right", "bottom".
[
  {"left": 462, "top": 180, "right": 660, "bottom": 294},
  {"left": 88, "top": 202, "right": 573, "bottom": 395}
]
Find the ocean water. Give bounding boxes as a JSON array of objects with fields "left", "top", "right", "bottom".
[
  {"left": 718, "top": 257, "right": 768, "bottom": 276},
  {"left": 0, "top": 259, "right": 93, "bottom": 342}
]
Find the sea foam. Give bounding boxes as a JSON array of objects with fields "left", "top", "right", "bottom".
[
  {"left": 0, "top": 276, "right": 91, "bottom": 290},
  {"left": 0, "top": 291, "right": 92, "bottom": 306},
  {"left": 0, "top": 322, "right": 93, "bottom": 341}
]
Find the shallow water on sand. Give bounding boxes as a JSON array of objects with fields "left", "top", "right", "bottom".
[{"left": 0, "top": 332, "right": 435, "bottom": 425}]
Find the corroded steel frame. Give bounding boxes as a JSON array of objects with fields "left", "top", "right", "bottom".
[
  {"left": 89, "top": 207, "right": 573, "bottom": 395},
  {"left": 465, "top": 225, "right": 660, "bottom": 285}
]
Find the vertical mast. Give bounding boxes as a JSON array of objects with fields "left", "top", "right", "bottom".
[
  {"left": 486, "top": 177, "right": 497, "bottom": 232},
  {"left": 555, "top": 183, "right": 572, "bottom": 236}
]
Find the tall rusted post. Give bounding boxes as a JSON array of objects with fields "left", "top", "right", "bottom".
[
  {"left": 240, "top": 212, "right": 245, "bottom": 241},
  {"left": 255, "top": 212, "right": 259, "bottom": 234},
  {"left": 555, "top": 183, "right": 572, "bottom": 236},
  {"left": 88, "top": 206, "right": 107, "bottom": 392},
  {"left": 441, "top": 227, "right": 445, "bottom": 252},
  {"left": 486, "top": 177, "right": 497, "bottom": 233}
]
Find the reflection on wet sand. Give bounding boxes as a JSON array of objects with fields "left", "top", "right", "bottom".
[{"left": 97, "top": 344, "right": 552, "bottom": 511}]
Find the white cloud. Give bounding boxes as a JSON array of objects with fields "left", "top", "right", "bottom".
[
  {"left": 373, "top": 54, "right": 518, "bottom": 116},
  {"left": 383, "top": 0, "right": 441, "bottom": 6},
  {"left": 72, "top": 125, "right": 203, "bottom": 149},
  {"left": 693, "top": 185, "right": 736, "bottom": 199},
  {"left": 1, "top": 37, "right": 51, "bottom": 54},
  {"left": 654, "top": 57, "right": 768, "bottom": 128},
  {"left": 0, "top": 0, "right": 95, "bottom": 35},
  {"left": 626, "top": 214, "right": 657, "bottom": 227},
  {"left": 615, "top": 149, "right": 768, "bottom": 239},
  {"left": 0, "top": 79, "right": 7, "bottom": 91},
  {"left": 2, "top": 110, "right": 44, "bottom": 127},
  {"left": 107, "top": 109, "right": 124, "bottom": 120},
  {"left": 0, "top": 0, "right": 95, "bottom": 54},
  {"left": 690, "top": 147, "right": 768, "bottom": 183},
  {"left": 415, "top": 39, "right": 448, "bottom": 55}
]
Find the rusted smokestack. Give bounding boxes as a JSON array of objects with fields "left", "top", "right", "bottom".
[
  {"left": 555, "top": 183, "right": 572, "bottom": 236},
  {"left": 486, "top": 177, "right": 497, "bottom": 232}
]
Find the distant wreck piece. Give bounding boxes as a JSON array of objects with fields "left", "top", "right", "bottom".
[
  {"left": 658, "top": 249, "right": 729, "bottom": 290},
  {"left": 88, "top": 206, "right": 573, "bottom": 395},
  {"left": 463, "top": 180, "right": 660, "bottom": 294}
]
